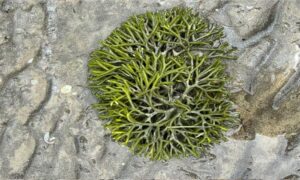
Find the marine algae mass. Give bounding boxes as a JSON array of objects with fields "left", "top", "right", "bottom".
[{"left": 88, "top": 7, "right": 239, "bottom": 160}]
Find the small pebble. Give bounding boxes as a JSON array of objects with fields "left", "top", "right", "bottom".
[
  {"left": 293, "top": 52, "right": 300, "bottom": 71},
  {"left": 31, "top": 79, "right": 38, "bottom": 85},
  {"left": 270, "top": 74, "right": 276, "bottom": 83},
  {"left": 27, "top": 58, "right": 33, "bottom": 64},
  {"left": 52, "top": 85, "right": 58, "bottom": 92},
  {"left": 246, "top": 6, "right": 254, "bottom": 10},
  {"left": 44, "top": 132, "right": 56, "bottom": 144},
  {"left": 61, "top": 85, "right": 72, "bottom": 94}
]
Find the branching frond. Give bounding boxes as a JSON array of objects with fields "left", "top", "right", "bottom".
[{"left": 88, "top": 7, "right": 239, "bottom": 160}]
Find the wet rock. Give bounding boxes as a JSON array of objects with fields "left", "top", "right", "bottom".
[
  {"left": 0, "top": 0, "right": 300, "bottom": 179},
  {"left": 0, "top": 11, "right": 11, "bottom": 45},
  {"left": 226, "top": 0, "right": 279, "bottom": 38},
  {"left": 0, "top": 67, "right": 48, "bottom": 125},
  {"left": 0, "top": 126, "right": 36, "bottom": 178},
  {"left": 0, "top": 4, "right": 44, "bottom": 84},
  {"left": 2, "top": 0, "right": 41, "bottom": 12}
]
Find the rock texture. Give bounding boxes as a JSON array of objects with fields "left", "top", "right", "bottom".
[{"left": 0, "top": 0, "right": 300, "bottom": 179}]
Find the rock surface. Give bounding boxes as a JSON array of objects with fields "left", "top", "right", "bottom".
[{"left": 0, "top": 0, "right": 300, "bottom": 179}]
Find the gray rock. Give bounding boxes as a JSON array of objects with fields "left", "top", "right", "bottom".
[
  {"left": 0, "top": 125, "right": 36, "bottom": 179},
  {"left": 0, "top": 67, "right": 48, "bottom": 125},
  {"left": 0, "top": 11, "right": 11, "bottom": 45},
  {"left": 226, "top": 0, "right": 279, "bottom": 39},
  {"left": 2, "top": 0, "right": 41, "bottom": 12},
  {"left": 0, "top": 3, "right": 44, "bottom": 88},
  {"left": 0, "top": 0, "right": 300, "bottom": 179}
]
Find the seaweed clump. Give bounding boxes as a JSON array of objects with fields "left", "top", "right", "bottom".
[{"left": 88, "top": 7, "right": 239, "bottom": 160}]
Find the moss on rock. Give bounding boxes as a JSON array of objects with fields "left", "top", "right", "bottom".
[{"left": 88, "top": 7, "right": 239, "bottom": 160}]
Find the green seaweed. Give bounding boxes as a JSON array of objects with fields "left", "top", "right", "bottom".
[{"left": 88, "top": 7, "right": 239, "bottom": 160}]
